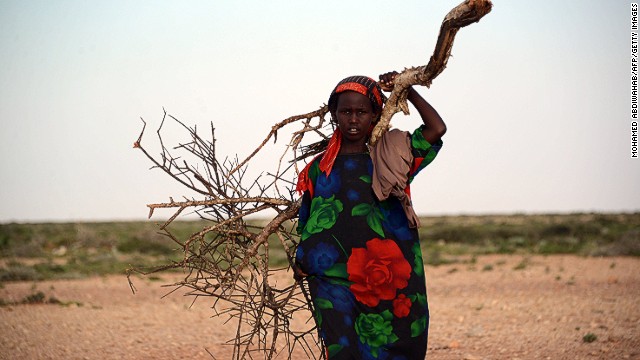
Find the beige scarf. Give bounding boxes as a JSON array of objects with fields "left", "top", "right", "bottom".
[{"left": 370, "top": 129, "right": 421, "bottom": 228}]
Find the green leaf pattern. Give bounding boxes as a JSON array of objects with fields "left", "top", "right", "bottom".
[
  {"left": 351, "top": 202, "right": 385, "bottom": 237},
  {"left": 354, "top": 310, "right": 399, "bottom": 358},
  {"left": 301, "top": 195, "right": 343, "bottom": 241},
  {"left": 412, "top": 242, "right": 424, "bottom": 276}
]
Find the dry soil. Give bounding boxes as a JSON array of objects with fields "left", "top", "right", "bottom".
[{"left": 1, "top": 255, "right": 638, "bottom": 360}]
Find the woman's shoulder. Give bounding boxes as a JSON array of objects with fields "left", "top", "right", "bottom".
[
  {"left": 375, "top": 128, "right": 412, "bottom": 153},
  {"left": 381, "top": 128, "right": 412, "bottom": 142}
]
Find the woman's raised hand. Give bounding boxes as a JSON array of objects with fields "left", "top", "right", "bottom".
[{"left": 378, "top": 71, "right": 399, "bottom": 92}]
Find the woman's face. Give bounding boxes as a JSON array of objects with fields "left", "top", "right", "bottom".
[{"left": 333, "top": 91, "right": 377, "bottom": 151}]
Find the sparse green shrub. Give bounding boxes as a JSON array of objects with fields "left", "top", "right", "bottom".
[
  {"left": 583, "top": 333, "right": 597, "bottom": 343},
  {"left": 541, "top": 224, "right": 572, "bottom": 237},
  {"left": 22, "top": 291, "right": 46, "bottom": 304},
  {"left": 0, "top": 265, "right": 41, "bottom": 281},
  {"left": 425, "top": 249, "right": 457, "bottom": 266},
  {"left": 513, "top": 258, "right": 529, "bottom": 270},
  {"left": 116, "top": 236, "right": 175, "bottom": 255}
]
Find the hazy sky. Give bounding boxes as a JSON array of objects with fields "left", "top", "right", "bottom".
[{"left": 0, "top": 0, "right": 637, "bottom": 222}]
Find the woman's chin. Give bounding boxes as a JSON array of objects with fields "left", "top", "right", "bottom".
[{"left": 343, "top": 132, "right": 365, "bottom": 142}]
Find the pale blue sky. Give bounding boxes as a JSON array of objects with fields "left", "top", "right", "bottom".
[{"left": 0, "top": 0, "right": 637, "bottom": 222}]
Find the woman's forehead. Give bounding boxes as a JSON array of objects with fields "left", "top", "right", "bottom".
[{"left": 336, "top": 91, "right": 373, "bottom": 108}]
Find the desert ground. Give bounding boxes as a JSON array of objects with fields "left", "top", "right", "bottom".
[{"left": 1, "top": 255, "right": 638, "bottom": 360}]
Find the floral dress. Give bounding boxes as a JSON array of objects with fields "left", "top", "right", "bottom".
[{"left": 296, "top": 126, "right": 442, "bottom": 360}]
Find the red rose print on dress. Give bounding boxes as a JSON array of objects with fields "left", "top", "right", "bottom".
[
  {"left": 392, "top": 294, "right": 412, "bottom": 318},
  {"left": 347, "top": 238, "right": 411, "bottom": 307}
]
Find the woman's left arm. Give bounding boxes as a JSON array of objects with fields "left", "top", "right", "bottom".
[
  {"left": 379, "top": 71, "right": 447, "bottom": 144},
  {"left": 407, "top": 88, "right": 447, "bottom": 144}
]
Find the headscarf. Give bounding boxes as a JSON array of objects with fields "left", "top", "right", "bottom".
[
  {"left": 296, "top": 76, "right": 387, "bottom": 196},
  {"left": 328, "top": 75, "right": 386, "bottom": 116}
]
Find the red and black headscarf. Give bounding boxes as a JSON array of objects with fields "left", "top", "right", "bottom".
[
  {"left": 296, "top": 76, "right": 387, "bottom": 195},
  {"left": 328, "top": 75, "right": 386, "bottom": 116}
]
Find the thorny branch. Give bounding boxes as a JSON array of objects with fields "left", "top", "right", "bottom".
[{"left": 129, "top": 1, "right": 491, "bottom": 359}]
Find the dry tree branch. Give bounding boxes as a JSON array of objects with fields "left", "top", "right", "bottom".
[
  {"left": 229, "top": 106, "right": 329, "bottom": 177},
  {"left": 146, "top": 197, "right": 292, "bottom": 219},
  {"left": 370, "top": 0, "right": 493, "bottom": 145},
  {"left": 131, "top": 2, "right": 491, "bottom": 359}
]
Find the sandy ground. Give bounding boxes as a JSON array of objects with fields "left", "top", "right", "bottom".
[{"left": 1, "top": 255, "right": 639, "bottom": 360}]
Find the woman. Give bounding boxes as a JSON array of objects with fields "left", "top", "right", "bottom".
[{"left": 295, "top": 72, "right": 446, "bottom": 359}]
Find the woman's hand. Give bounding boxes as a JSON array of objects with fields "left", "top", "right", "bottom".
[
  {"left": 379, "top": 71, "right": 446, "bottom": 143},
  {"left": 378, "top": 71, "right": 399, "bottom": 92}
]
